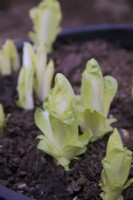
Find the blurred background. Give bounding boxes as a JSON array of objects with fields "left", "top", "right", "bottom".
[{"left": 0, "top": 0, "right": 133, "bottom": 40}]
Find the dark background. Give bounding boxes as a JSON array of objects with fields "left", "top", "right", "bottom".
[{"left": 0, "top": 0, "right": 133, "bottom": 41}]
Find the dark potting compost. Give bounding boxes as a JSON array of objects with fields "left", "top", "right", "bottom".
[{"left": 0, "top": 39, "right": 133, "bottom": 200}]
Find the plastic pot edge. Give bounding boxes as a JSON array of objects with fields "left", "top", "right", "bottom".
[
  {"left": 16, "top": 23, "right": 133, "bottom": 50},
  {"left": 0, "top": 185, "right": 35, "bottom": 200}
]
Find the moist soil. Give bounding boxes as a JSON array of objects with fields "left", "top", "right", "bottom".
[{"left": 0, "top": 40, "right": 133, "bottom": 200}]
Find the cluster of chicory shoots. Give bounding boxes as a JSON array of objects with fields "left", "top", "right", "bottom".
[
  {"left": 0, "top": 39, "right": 19, "bottom": 133},
  {"left": 27, "top": 1, "right": 133, "bottom": 197},
  {"left": 17, "top": 0, "right": 61, "bottom": 110},
  {"left": 0, "top": 0, "right": 132, "bottom": 198},
  {"left": 35, "top": 73, "right": 91, "bottom": 170},
  {"left": 36, "top": 58, "right": 118, "bottom": 170},
  {"left": 0, "top": 0, "right": 61, "bottom": 129},
  {"left": 16, "top": 43, "right": 54, "bottom": 110}
]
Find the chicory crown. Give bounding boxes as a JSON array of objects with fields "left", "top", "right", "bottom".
[
  {"left": 100, "top": 128, "right": 133, "bottom": 200},
  {"left": 29, "top": 0, "right": 62, "bottom": 52},
  {"left": 35, "top": 73, "right": 91, "bottom": 170},
  {"left": 73, "top": 58, "right": 118, "bottom": 141},
  {"left": 0, "top": 39, "right": 19, "bottom": 75}
]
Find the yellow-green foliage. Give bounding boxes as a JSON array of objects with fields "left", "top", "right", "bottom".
[
  {"left": 0, "top": 104, "right": 7, "bottom": 133},
  {"left": 73, "top": 58, "right": 118, "bottom": 142},
  {"left": 35, "top": 73, "right": 91, "bottom": 170},
  {"left": 100, "top": 128, "right": 133, "bottom": 200},
  {"left": 29, "top": 0, "right": 62, "bottom": 52},
  {"left": 0, "top": 39, "right": 19, "bottom": 75}
]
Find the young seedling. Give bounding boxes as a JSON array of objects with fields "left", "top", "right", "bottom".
[
  {"left": 29, "top": 0, "right": 62, "bottom": 52},
  {"left": 0, "top": 39, "right": 20, "bottom": 75},
  {"left": 0, "top": 104, "right": 7, "bottom": 133},
  {"left": 17, "top": 42, "right": 34, "bottom": 110},
  {"left": 73, "top": 58, "right": 118, "bottom": 141},
  {"left": 35, "top": 73, "right": 91, "bottom": 170},
  {"left": 100, "top": 128, "right": 133, "bottom": 200}
]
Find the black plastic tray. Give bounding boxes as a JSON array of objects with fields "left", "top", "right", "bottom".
[{"left": 1, "top": 23, "right": 133, "bottom": 200}]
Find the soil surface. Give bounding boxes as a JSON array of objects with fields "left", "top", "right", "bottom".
[
  {"left": 0, "top": 1, "right": 133, "bottom": 200},
  {"left": 0, "top": 39, "right": 133, "bottom": 200}
]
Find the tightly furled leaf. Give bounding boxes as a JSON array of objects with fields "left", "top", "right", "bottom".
[
  {"left": 0, "top": 39, "right": 20, "bottom": 75},
  {"left": 35, "top": 73, "right": 91, "bottom": 170},
  {"left": 17, "top": 42, "right": 54, "bottom": 109},
  {"left": 17, "top": 43, "right": 34, "bottom": 110},
  {"left": 44, "top": 73, "right": 75, "bottom": 121},
  {"left": 34, "top": 45, "right": 54, "bottom": 101},
  {"left": 100, "top": 128, "right": 133, "bottom": 200},
  {"left": 74, "top": 58, "right": 118, "bottom": 141},
  {"left": 0, "top": 104, "right": 7, "bottom": 133},
  {"left": 29, "top": 0, "right": 62, "bottom": 52}
]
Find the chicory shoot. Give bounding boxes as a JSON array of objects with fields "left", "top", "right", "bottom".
[
  {"left": 29, "top": 0, "right": 62, "bottom": 52},
  {"left": 0, "top": 39, "right": 19, "bottom": 75},
  {"left": 100, "top": 128, "right": 133, "bottom": 200},
  {"left": 0, "top": 104, "right": 7, "bottom": 133},
  {"left": 34, "top": 45, "right": 54, "bottom": 101},
  {"left": 73, "top": 58, "right": 118, "bottom": 141},
  {"left": 35, "top": 73, "right": 91, "bottom": 170},
  {"left": 17, "top": 42, "right": 34, "bottom": 110}
]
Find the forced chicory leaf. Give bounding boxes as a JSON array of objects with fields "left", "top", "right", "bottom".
[
  {"left": 35, "top": 73, "right": 91, "bottom": 170},
  {"left": 100, "top": 128, "right": 133, "bottom": 200},
  {"left": 29, "top": 0, "right": 62, "bottom": 52},
  {"left": 0, "top": 39, "right": 20, "bottom": 75},
  {"left": 44, "top": 73, "right": 75, "bottom": 121},
  {"left": 16, "top": 43, "right": 34, "bottom": 110},
  {"left": 0, "top": 104, "right": 7, "bottom": 133},
  {"left": 73, "top": 99, "right": 116, "bottom": 142},
  {"left": 103, "top": 76, "right": 118, "bottom": 117},
  {"left": 81, "top": 58, "right": 104, "bottom": 113},
  {"left": 73, "top": 58, "right": 118, "bottom": 141},
  {"left": 17, "top": 42, "right": 54, "bottom": 109},
  {"left": 34, "top": 45, "right": 54, "bottom": 101}
]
